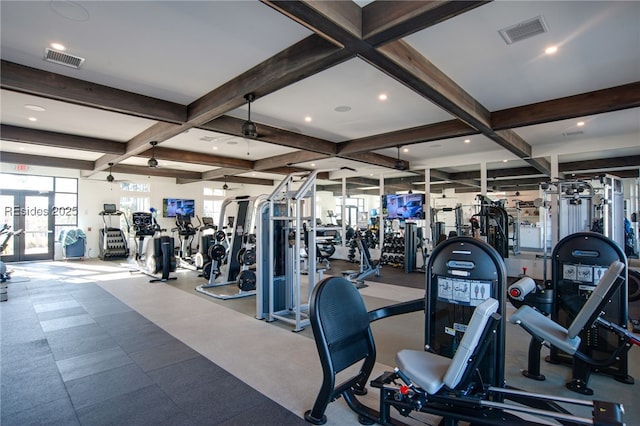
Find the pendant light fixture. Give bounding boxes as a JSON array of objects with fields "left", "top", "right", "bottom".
[
  {"left": 106, "top": 162, "right": 115, "bottom": 183},
  {"left": 222, "top": 175, "right": 229, "bottom": 191},
  {"left": 394, "top": 145, "right": 407, "bottom": 171},
  {"left": 148, "top": 141, "right": 159, "bottom": 168},
  {"left": 242, "top": 93, "right": 257, "bottom": 139}
]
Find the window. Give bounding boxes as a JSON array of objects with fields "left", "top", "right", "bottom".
[
  {"left": 203, "top": 187, "right": 226, "bottom": 227},
  {"left": 119, "top": 182, "right": 150, "bottom": 193},
  {"left": 54, "top": 177, "right": 78, "bottom": 240}
]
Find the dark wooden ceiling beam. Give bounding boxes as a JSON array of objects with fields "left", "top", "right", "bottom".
[
  {"left": 0, "top": 124, "right": 126, "bottom": 154},
  {"left": 492, "top": 82, "right": 640, "bottom": 130},
  {"left": 205, "top": 175, "right": 275, "bottom": 186},
  {"left": 187, "top": 35, "right": 353, "bottom": 126},
  {"left": 337, "top": 119, "right": 476, "bottom": 155},
  {"left": 201, "top": 115, "right": 337, "bottom": 155},
  {"left": 559, "top": 155, "right": 640, "bottom": 173},
  {"left": 341, "top": 151, "right": 409, "bottom": 170},
  {"left": 0, "top": 151, "right": 93, "bottom": 170},
  {"left": 201, "top": 167, "right": 251, "bottom": 180},
  {"left": 137, "top": 146, "right": 253, "bottom": 169},
  {"left": 1, "top": 60, "right": 186, "bottom": 123},
  {"left": 362, "top": 1, "right": 489, "bottom": 47},
  {"left": 253, "top": 150, "right": 330, "bottom": 171},
  {"left": 110, "top": 164, "right": 201, "bottom": 180},
  {"left": 263, "top": 2, "right": 547, "bottom": 175}
]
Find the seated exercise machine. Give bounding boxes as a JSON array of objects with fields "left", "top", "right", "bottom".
[
  {"left": 510, "top": 260, "right": 639, "bottom": 396},
  {"left": 509, "top": 231, "right": 634, "bottom": 394},
  {"left": 1, "top": 224, "right": 23, "bottom": 284},
  {"left": 341, "top": 230, "right": 381, "bottom": 288},
  {"left": 195, "top": 195, "right": 264, "bottom": 300},
  {"left": 130, "top": 210, "right": 177, "bottom": 283},
  {"left": 304, "top": 237, "right": 625, "bottom": 425},
  {"left": 99, "top": 203, "right": 129, "bottom": 260},
  {"left": 172, "top": 214, "right": 200, "bottom": 271}
]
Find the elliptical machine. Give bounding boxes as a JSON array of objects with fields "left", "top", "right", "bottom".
[
  {"left": 1, "top": 224, "right": 23, "bottom": 284},
  {"left": 130, "top": 208, "right": 177, "bottom": 283},
  {"left": 172, "top": 214, "right": 200, "bottom": 271}
]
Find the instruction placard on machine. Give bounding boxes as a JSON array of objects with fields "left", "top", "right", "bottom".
[
  {"left": 562, "top": 263, "right": 609, "bottom": 289},
  {"left": 437, "top": 276, "right": 492, "bottom": 306}
]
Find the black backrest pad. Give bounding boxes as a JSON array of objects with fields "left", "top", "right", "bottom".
[{"left": 313, "top": 277, "right": 373, "bottom": 373}]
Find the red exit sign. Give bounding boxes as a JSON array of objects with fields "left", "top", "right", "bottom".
[{"left": 15, "top": 164, "right": 29, "bottom": 171}]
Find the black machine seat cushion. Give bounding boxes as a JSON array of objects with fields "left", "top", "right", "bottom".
[
  {"left": 313, "top": 276, "right": 373, "bottom": 373},
  {"left": 509, "top": 260, "right": 625, "bottom": 355},
  {"left": 396, "top": 298, "right": 499, "bottom": 394}
]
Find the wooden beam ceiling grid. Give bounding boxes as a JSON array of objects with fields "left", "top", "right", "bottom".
[{"left": 1, "top": 2, "right": 636, "bottom": 187}]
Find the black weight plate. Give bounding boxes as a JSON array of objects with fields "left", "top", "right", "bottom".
[
  {"left": 629, "top": 269, "right": 640, "bottom": 303},
  {"left": 237, "top": 247, "right": 246, "bottom": 265},
  {"left": 237, "top": 270, "right": 256, "bottom": 291},
  {"left": 208, "top": 244, "right": 226, "bottom": 261},
  {"left": 243, "top": 249, "right": 256, "bottom": 265},
  {"left": 202, "top": 262, "right": 212, "bottom": 280},
  {"left": 215, "top": 230, "right": 226, "bottom": 242}
]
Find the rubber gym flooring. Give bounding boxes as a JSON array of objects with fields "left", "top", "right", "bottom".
[{"left": 1, "top": 258, "right": 639, "bottom": 425}]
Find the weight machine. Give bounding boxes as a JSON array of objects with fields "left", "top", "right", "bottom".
[
  {"left": 99, "top": 203, "right": 129, "bottom": 260},
  {"left": 304, "top": 237, "right": 625, "bottom": 425},
  {"left": 195, "top": 195, "right": 265, "bottom": 300},
  {"left": 258, "top": 170, "right": 323, "bottom": 332},
  {"left": 474, "top": 195, "right": 509, "bottom": 258},
  {"left": 509, "top": 232, "right": 633, "bottom": 395}
]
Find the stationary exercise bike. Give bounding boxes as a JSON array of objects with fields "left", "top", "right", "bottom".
[
  {"left": 1, "top": 224, "right": 23, "bottom": 283},
  {"left": 130, "top": 209, "right": 177, "bottom": 283}
]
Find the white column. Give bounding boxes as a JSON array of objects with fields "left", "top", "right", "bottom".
[
  {"left": 550, "top": 154, "right": 560, "bottom": 247},
  {"left": 341, "top": 177, "right": 346, "bottom": 248},
  {"left": 379, "top": 174, "right": 385, "bottom": 248},
  {"left": 424, "top": 168, "right": 431, "bottom": 245},
  {"left": 480, "top": 162, "right": 487, "bottom": 195}
]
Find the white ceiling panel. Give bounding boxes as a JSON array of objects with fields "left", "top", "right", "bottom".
[
  {"left": 0, "top": 90, "right": 155, "bottom": 141},
  {"left": 226, "top": 58, "right": 455, "bottom": 142},
  {"left": 0, "top": 1, "right": 312, "bottom": 104},
  {"left": 405, "top": 1, "right": 640, "bottom": 110},
  {"left": 0, "top": 140, "right": 102, "bottom": 161}
]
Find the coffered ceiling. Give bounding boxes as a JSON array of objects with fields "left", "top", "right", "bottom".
[{"left": 1, "top": 1, "right": 639, "bottom": 194}]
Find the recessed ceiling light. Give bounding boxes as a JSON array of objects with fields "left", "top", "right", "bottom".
[
  {"left": 212, "top": 146, "right": 218, "bottom": 150},
  {"left": 545, "top": 45, "right": 558, "bottom": 55},
  {"left": 464, "top": 139, "right": 471, "bottom": 144},
  {"left": 25, "top": 104, "right": 46, "bottom": 112},
  {"left": 378, "top": 94, "right": 387, "bottom": 101},
  {"left": 577, "top": 121, "right": 585, "bottom": 127},
  {"left": 19, "top": 147, "right": 26, "bottom": 151},
  {"left": 252, "top": 173, "right": 256, "bottom": 176},
  {"left": 310, "top": 163, "right": 316, "bottom": 167},
  {"left": 50, "top": 42, "right": 66, "bottom": 51},
  {"left": 304, "top": 116, "right": 312, "bottom": 123},
  {"left": 334, "top": 105, "right": 351, "bottom": 113},
  {"left": 503, "top": 159, "right": 508, "bottom": 163},
  {"left": 28, "top": 117, "right": 38, "bottom": 122},
  {"left": 403, "top": 148, "right": 409, "bottom": 153}
]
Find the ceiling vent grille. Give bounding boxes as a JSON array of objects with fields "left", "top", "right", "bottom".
[
  {"left": 562, "top": 130, "right": 584, "bottom": 137},
  {"left": 499, "top": 16, "right": 549, "bottom": 45},
  {"left": 44, "top": 48, "right": 85, "bottom": 69}
]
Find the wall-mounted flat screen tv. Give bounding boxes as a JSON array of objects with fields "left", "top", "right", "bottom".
[
  {"left": 385, "top": 193, "right": 425, "bottom": 220},
  {"left": 162, "top": 198, "right": 195, "bottom": 218}
]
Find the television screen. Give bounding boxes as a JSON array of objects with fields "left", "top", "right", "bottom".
[
  {"left": 385, "top": 194, "right": 425, "bottom": 220},
  {"left": 163, "top": 198, "right": 195, "bottom": 218}
]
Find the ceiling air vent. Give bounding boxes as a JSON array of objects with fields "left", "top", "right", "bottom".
[
  {"left": 499, "top": 16, "right": 549, "bottom": 45},
  {"left": 562, "top": 130, "right": 584, "bottom": 137},
  {"left": 44, "top": 48, "right": 85, "bottom": 69}
]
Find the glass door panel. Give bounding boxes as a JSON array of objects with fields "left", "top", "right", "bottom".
[
  {"left": 23, "top": 195, "right": 51, "bottom": 255},
  {"left": 1, "top": 194, "right": 17, "bottom": 259}
]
